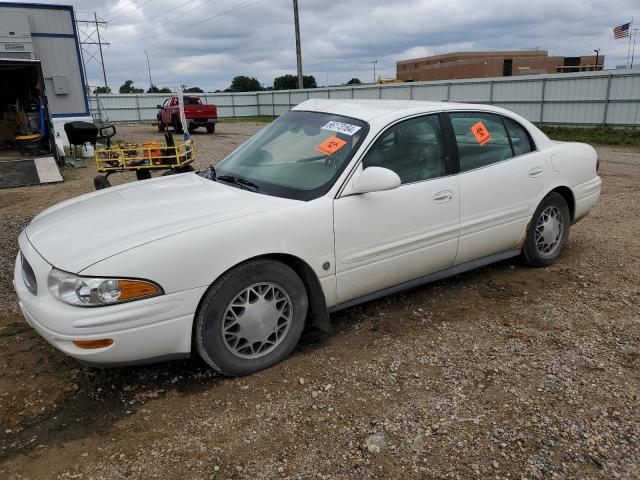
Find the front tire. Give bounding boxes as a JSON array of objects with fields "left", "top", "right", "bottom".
[
  {"left": 157, "top": 119, "right": 165, "bottom": 132},
  {"left": 172, "top": 116, "right": 183, "bottom": 134},
  {"left": 195, "top": 259, "right": 308, "bottom": 376},
  {"left": 522, "top": 192, "right": 570, "bottom": 267}
]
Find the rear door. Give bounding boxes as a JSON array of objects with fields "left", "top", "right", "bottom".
[
  {"left": 333, "top": 113, "right": 460, "bottom": 304},
  {"left": 448, "top": 111, "right": 547, "bottom": 264}
]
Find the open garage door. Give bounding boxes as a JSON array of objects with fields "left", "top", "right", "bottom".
[{"left": 0, "top": 59, "right": 61, "bottom": 188}]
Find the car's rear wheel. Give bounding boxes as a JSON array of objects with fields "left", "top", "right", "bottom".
[
  {"left": 195, "top": 259, "right": 308, "bottom": 376},
  {"left": 522, "top": 192, "right": 570, "bottom": 267},
  {"left": 206, "top": 123, "right": 215, "bottom": 134}
]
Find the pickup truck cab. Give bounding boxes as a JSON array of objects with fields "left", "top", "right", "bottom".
[{"left": 157, "top": 96, "right": 217, "bottom": 134}]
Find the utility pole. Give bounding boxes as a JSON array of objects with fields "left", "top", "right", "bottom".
[
  {"left": 371, "top": 60, "right": 378, "bottom": 84},
  {"left": 593, "top": 49, "right": 600, "bottom": 71},
  {"left": 144, "top": 50, "right": 153, "bottom": 92},
  {"left": 76, "top": 13, "right": 110, "bottom": 89},
  {"left": 293, "top": 0, "right": 303, "bottom": 89}
]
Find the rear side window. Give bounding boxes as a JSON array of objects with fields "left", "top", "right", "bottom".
[
  {"left": 449, "top": 112, "right": 512, "bottom": 172},
  {"left": 503, "top": 117, "right": 534, "bottom": 156}
]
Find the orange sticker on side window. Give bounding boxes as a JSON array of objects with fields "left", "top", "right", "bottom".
[
  {"left": 470, "top": 121, "right": 491, "bottom": 146},
  {"left": 315, "top": 136, "right": 347, "bottom": 156}
]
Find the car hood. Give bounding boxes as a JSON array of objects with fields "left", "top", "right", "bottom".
[{"left": 25, "top": 173, "right": 298, "bottom": 273}]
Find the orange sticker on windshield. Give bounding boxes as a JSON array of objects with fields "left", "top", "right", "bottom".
[
  {"left": 315, "top": 136, "right": 347, "bottom": 156},
  {"left": 470, "top": 121, "right": 491, "bottom": 145}
]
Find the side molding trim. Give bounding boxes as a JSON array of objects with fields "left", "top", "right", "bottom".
[{"left": 328, "top": 249, "right": 521, "bottom": 313}]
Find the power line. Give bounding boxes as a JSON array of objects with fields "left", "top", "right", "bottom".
[
  {"left": 118, "top": 0, "right": 264, "bottom": 46},
  {"left": 104, "top": 0, "right": 148, "bottom": 21},
  {"left": 108, "top": 0, "right": 155, "bottom": 22},
  {"left": 112, "top": 0, "right": 203, "bottom": 28}
]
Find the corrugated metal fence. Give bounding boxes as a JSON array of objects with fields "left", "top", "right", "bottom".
[{"left": 90, "top": 69, "right": 640, "bottom": 127}]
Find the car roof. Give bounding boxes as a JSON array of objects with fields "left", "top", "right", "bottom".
[
  {"left": 293, "top": 98, "right": 509, "bottom": 122},
  {"left": 292, "top": 98, "right": 551, "bottom": 148}
]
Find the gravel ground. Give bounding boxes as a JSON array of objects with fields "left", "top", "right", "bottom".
[{"left": 0, "top": 123, "right": 638, "bottom": 479}]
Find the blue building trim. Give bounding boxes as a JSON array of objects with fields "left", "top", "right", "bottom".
[
  {"left": 0, "top": 2, "right": 91, "bottom": 118},
  {"left": 52, "top": 113, "right": 92, "bottom": 118},
  {"left": 0, "top": 2, "right": 73, "bottom": 10},
  {"left": 31, "top": 32, "right": 76, "bottom": 38}
]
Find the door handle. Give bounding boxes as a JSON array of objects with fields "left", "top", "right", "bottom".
[
  {"left": 528, "top": 166, "right": 544, "bottom": 178},
  {"left": 433, "top": 190, "right": 454, "bottom": 203}
]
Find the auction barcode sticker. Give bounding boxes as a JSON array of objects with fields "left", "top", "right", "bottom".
[{"left": 321, "top": 121, "right": 361, "bottom": 136}]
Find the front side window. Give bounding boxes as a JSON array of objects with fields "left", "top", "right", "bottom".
[
  {"left": 362, "top": 114, "right": 447, "bottom": 184},
  {"left": 449, "top": 112, "right": 512, "bottom": 172},
  {"left": 215, "top": 111, "right": 368, "bottom": 201}
]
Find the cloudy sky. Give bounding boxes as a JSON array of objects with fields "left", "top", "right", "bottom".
[{"left": 30, "top": 0, "right": 640, "bottom": 91}]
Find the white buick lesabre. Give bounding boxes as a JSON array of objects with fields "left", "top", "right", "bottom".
[{"left": 14, "top": 100, "right": 601, "bottom": 376}]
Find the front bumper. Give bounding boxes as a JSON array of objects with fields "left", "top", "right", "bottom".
[{"left": 14, "top": 231, "right": 207, "bottom": 365}]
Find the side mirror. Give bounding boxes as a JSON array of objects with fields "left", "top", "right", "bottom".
[
  {"left": 156, "top": 104, "right": 162, "bottom": 109},
  {"left": 352, "top": 167, "right": 401, "bottom": 194}
]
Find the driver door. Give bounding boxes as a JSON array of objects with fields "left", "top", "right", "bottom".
[{"left": 333, "top": 114, "right": 460, "bottom": 304}]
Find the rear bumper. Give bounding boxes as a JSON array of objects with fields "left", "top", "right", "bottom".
[
  {"left": 573, "top": 175, "right": 602, "bottom": 223},
  {"left": 14, "top": 231, "right": 206, "bottom": 366}
]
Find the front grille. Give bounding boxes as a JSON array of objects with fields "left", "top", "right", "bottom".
[{"left": 20, "top": 252, "right": 37, "bottom": 295}]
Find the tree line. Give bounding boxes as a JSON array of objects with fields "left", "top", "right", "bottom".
[{"left": 96, "top": 75, "right": 363, "bottom": 94}]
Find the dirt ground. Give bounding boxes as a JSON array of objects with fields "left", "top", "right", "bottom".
[{"left": 0, "top": 123, "right": 638, "bottom": 480}]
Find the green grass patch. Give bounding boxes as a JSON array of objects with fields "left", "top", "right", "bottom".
[
  {"left": 542, "top": 127, "right": 640, "bottom": 146},
  {"left": 217, "top": 115, "right": 276, "bottom": 124}
]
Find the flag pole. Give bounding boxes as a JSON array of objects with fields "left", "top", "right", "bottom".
[
  {"left": 632, "top": 28, "right": 638, "bottom": 69},
  {"left": 627, "top": 18, "right": 634, "bottom": 68}
]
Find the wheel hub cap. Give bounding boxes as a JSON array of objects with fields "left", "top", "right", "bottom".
[
  {"left": 535, "top": 206, "right": 563, "bottom": 256},
  {"left": 221, "top": 283, "right": 292, "bottom": 359}
]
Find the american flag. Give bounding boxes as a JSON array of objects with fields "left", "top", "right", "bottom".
[{"left": 613, "top": 22, "right": 630, "bottom": 39}]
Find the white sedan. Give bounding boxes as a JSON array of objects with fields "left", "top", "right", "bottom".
[{"left": 14, "top": 100, "right": 601, "bottom": 376}]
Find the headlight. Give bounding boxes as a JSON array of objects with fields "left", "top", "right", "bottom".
[{"left": 47, "top": 268, "right": 162, "bottom": 307}]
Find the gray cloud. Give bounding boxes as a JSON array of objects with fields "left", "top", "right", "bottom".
[{"left": 34, "top": 0, "right": 640, "bottom": 91}]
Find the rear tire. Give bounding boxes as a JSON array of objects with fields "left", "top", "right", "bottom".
[
  {"left": 172, "top": 116, "right": 183, "bottom": 134},
  {"left": 195, "top": 259, "right": 308, "bottom": 376},
  {"left": 522, "top": 192, "right": 570, "bottom": 267},
  {"left": 206, "top": 123, "right": 215, "bottom": 134},
  {"left": 93, "top": 175, "right": 111, "bottom": 190}
]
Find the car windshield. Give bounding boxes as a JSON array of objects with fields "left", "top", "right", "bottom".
[{"left": 214, "top": 111, "right": 369, "bottom": 200}]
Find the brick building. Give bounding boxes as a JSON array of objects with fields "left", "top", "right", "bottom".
[{"left": 396, "top": 51, "right": 604, "bottom": 82}]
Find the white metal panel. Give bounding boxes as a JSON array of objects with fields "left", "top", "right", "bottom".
[
  {"left": 272, "top": 92, "right": 289, "bottom": 104},
  {"left": 307, "top": 90, "right": 329, "bottom": 99},
  {"left": 543, "top": 102, "right": 605, "bottom": 124},
  {"left": 234, "top": 105, "right": 259, "bottom": 116},
  {"left": 493, "top": 102, "right": 542, "bottom": 123},
  {"left": 449, "top": 82, "right": 491, "bottom": 102},
  {"left": 493, "top": 80, "right": 542, "bottom": 102},
  {"left": 411, "top": 84, "right": 448, "bottom": 101},
  {"left": 328, "top": 89, "right": 352, "bottom": 99},
  {"left": 290, "top": 91, "right": 308, "bottom": 103},
  {"left": 352, "top": 87, "right": 380, "bottom": 99},
  {"left": 544, "top": 77, "right": 608, "bottom": 101},
  {"left": 605, "top": 102, "right": 640, "bottom": 125},
  {"left": 380, "top": 86, "right": 411, "bottom": 100},
  {"left": 33, "top": 36, "right": 85, "bottom": 114},
  {"left": 234, "top": 94, "right": 257, "bottom": 106},
  {"left": 608, "top": 74, "right": 640, "bottom": 100}
]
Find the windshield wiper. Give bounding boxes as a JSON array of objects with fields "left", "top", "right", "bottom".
[{"left": 217, "top": 174, "right": 260, "bottom": 192}]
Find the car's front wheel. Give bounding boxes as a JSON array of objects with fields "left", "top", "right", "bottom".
[
  {"left": 522, "top": 192, "right": 571, "bottom": 267},
  {"left": 195, "top": 259, "right": 308, "bottom": 376}
]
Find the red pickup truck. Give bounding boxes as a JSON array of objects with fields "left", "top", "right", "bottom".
[{"left": 157, "top": 96, "right": 217, "bottom": 134}]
